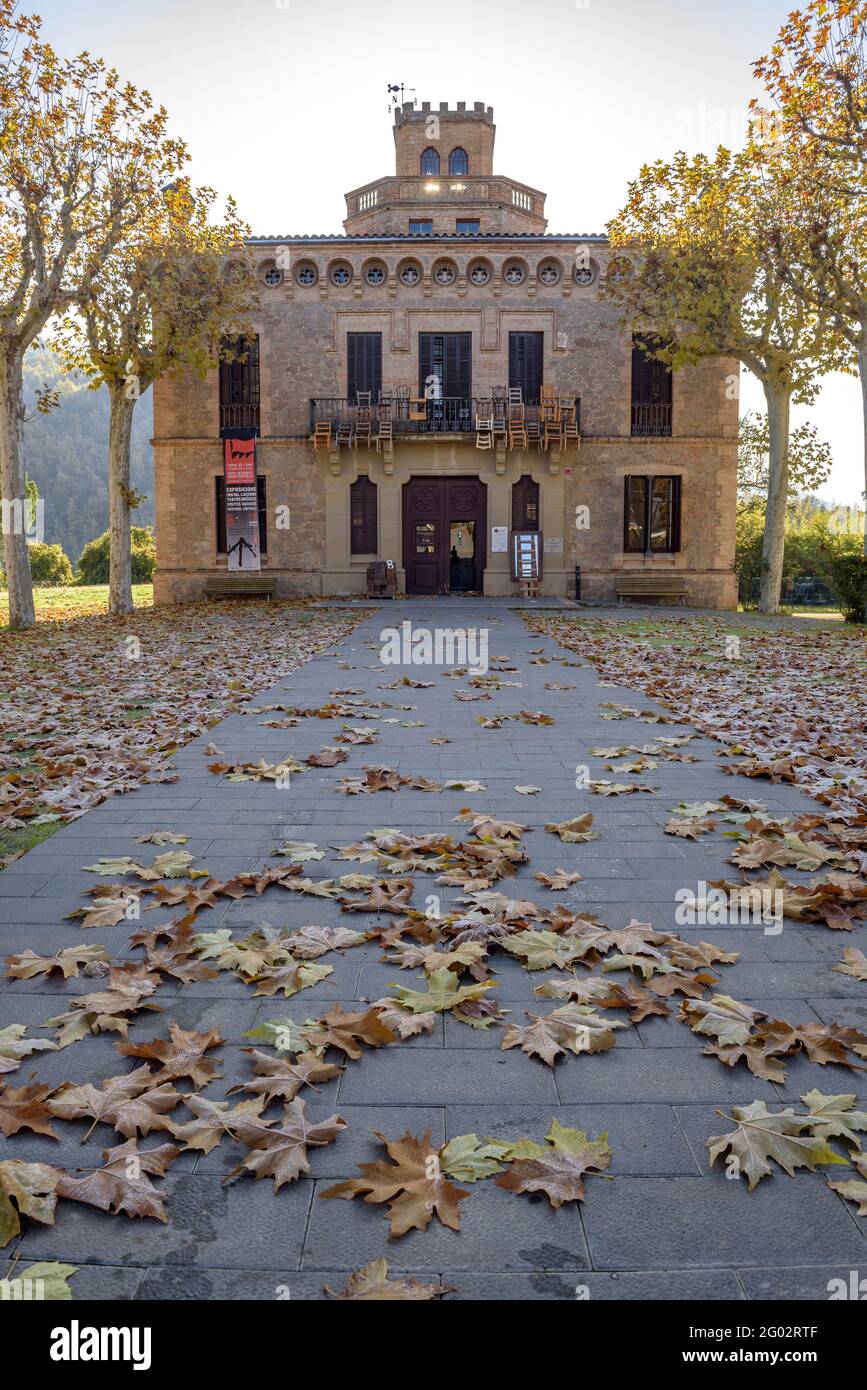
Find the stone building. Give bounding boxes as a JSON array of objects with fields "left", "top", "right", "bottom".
[{"left": 152, "top": 100, "right": 738, "bottom": 606}]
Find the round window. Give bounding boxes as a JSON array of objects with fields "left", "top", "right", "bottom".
[
  {"left": 574, "top": 260, "right": 598, "bottom": 286},
  {"left": 503, "top": 262, "right": 525, "bottom": 285},
  {"left": 400, "top": 263, "right": 421, "bottom": 286},
  {"left": 469, "top": 263, "right": 490, "bottom": 286},
  {"left": 434, "top": 263, "right": 456, "bottom": 285},
  {"left": 538, "top": 263, "right": 561, "bottom": 286},
  {"left": 365, "top": 265, "right": 386, "bottom": 285},
  {"left": 262, "top": 267, "right": 282, "bottom": 287},
  {"left": 330, "top": 263, "right": 352, "bottom": 286},
  {"left": 295, "top": 264, "right": 317, "bottom": 286}
]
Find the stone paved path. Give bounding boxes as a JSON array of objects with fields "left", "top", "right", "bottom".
[{"left": 2, "top": 600, "right": 864, "bottom": 1300}]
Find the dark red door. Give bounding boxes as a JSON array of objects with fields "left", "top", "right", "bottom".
[{"left": 402, "top": 477, "right": 487, "bottom": 594}]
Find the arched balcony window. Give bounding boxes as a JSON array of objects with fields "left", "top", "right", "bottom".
[
  {"left": 448, "top": 147, "right": 469, "bottom": 176},
  {"left": 420, "top": 147, "right": 440, "bottom": 176}
]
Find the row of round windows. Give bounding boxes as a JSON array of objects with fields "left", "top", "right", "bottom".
[{"left": 261, "top": 258, "right": 599, "bottom": 289}]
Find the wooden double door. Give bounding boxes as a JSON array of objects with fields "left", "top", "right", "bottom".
[{"left": 402, "top": 477, "right": 487, "bottom": 595}]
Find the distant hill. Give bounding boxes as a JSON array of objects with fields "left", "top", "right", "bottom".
[{"left": 22, "top": 348, "right": 155, "bottom": 565}]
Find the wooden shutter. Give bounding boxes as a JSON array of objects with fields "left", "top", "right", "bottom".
[
  {"left": 257, "top": 476, "right": 268, "bottom": 555},
  {"left": 347, "top": 333, "right": 382, "bottom": 402},
  {"left": 350, "top": 476, "right": 377, "bottom": 554},
  {"left": 631, "top": 337, "right": 671, "bottom": 405},
  {"left": 215, "top": 477, "right": 227, "bottom": 553},
  {"left": 418, "top": 334, "right": 434, "bottom": 396},
  {"left": 509, "top": 332, "right": 544, "bottom": 405},
  {"left": 623, "top": 475, "right": 647, "bottom": 552},
  {"left": 444, "top": 333, "right": 471, "bottom": 397}
]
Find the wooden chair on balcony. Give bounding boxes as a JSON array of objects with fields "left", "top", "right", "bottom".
[
  {"left": 355, "top": 391, "right": 372, "bottom": 409},
  {"left": 408, "top": 397, "right": 428, "bottom": 421},
  {"left": 311, "top": 421, "right": 332, "bottom": 453},
  {"left": 374, "top": 418, "right": 393, "bottom": 453},
  {"left": 507, "top": 386, "right": 524, "bottom": 421},
  {"left": 475, "top": 400, "right": 493, "bottom": 449},
  {"left": 562, "top": 418, "right": 580, "bottom": 450},
  {"left": 508, "top": 419, "right": 528, "bottom": 451},
  {"left": 543, "top": 418, "right": 562, "bottom": 451},
  {"left": 558, "top": 396, "right": 577, "bottom": 424},
  {"left": 525, "top": 419, "right": 543, "bottom": 450},
  {"left": 335, "top": 421, "right": 354, "bottom": 449}
]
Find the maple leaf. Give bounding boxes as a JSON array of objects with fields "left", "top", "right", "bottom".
[
  {"left": 228, "top": 1049, "right": 342, "bottom": 1104},
  {"left": 495, "top": 1119, "right": 611, "bottom": 1207},
  {"left": 116, "top": 1023, "right": 223, "bottom": 1089},
  {"left": 439, "top": 1133, "right": 512, "bottom": 1182},
  {"left": 56, "top": 1139, "right": 179, "bottom": 1220},
  {"left": 285, "top": 925, "right": 366, "bottom": 958},
  {"left": 5, "top": 944, "right": 110, "bottom": 981},
  {"left": 371, "top": 1000, "right": 439, "bottom": 1038},
  {"left": 136, "top": 831, "right": 189, "bottom": 846},
  {"left": 65, "top": 892, "right": 139, "bottom": 930},
  {"left": 228, "top": 1097, "right": 345, "bottom": 1190},
  {"left": 503, "top": 929, "right": 593, "bottom": 971},
  {"left": 707, "top": 1101, "right": 849, "bottom": 1190},
  {"left": 13, "top": 1261, "right": 78, "bottom": 1300},
  {"left": 325, "top": 1260, "right": 450, "bottom": 1301},
  {"left": 339, "top": 880, "right": 415, "bottom": 914},
  {"left": 388, "top": 967, "right": 494, "bottom": 1016},
  {"left": 681, "top": 995, "right": 766, "bottom": 1047},
  {"left": 44, "top": 972, "right": 160, "bottom": 1048},
  {"left": 544, "top": 814, "right": 597, "bottom": 843},
  {"left": 0, "top": 1159, "right": 61, "bottom": 1248},
  {"left": 166, "top": 1095, "right": 265, "bottom": 1154},
  {"left": 502, "top": 1004, "right": 624, "bottom": 1066},
  {"left": 252, "top": 960, "right": 333, "bottom": 998},
  {"left": 834, "top": 947, "right": 867, "bottom": 982},
  {"left": 534, "top": 867, "right": 582, "bottom": 890},
  {"left": 801, "top": 1089, "right": 867, "bottom": 1149},
  {"left": 271, "top": 840, "right": 325, "bottom": 862},
  {"left": 0, "top": 1024, "right": 58, "bottom": 1075},
  {"left": 48, "top": 1073, "right": 182, "bottom": 1141},
  {"left": 322, "top": 1129, "right": 470, "bottom": 1236},
  {"left": 0, "top": 1081, "right": 59, "bottom": 1139},
  {"left": 665, "top": 816, "right": 716, "bottom": 838},
  {"left": 305, "top": 1005, "right": 397, "bottom": 1059}
]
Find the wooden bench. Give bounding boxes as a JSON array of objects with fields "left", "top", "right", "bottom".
[
  {"left": 615, "top": 575, "right": 688, "bottom": 607},
  {"left": 205, "top": 576, "right": 278, "bottom": 601}
]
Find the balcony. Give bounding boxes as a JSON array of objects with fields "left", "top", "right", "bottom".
[
  {"left": 220, "top": 403, "right": 260, "bottom": 434},
  {"left": 309, "top": 396, "right": 581, "bottom": 436},
  {"left": 631, "top": 402, "right": 672, "bottom": 436}
]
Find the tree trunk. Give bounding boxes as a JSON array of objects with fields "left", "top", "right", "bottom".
[
  {"left": 0, "top": 346, "right": 36, "bottom": 630},
  {"left": 758, "top": 379, "right": 791, "bottom": 615},
  {"left": 107, "top": 380, "right": 137, "bottom": 616},
  {"left": 859, "top": 332, "right": 867, "bottom": 617}
]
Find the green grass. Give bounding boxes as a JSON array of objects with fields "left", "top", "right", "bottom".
[
  {"left": 0, "top": 817, "right": 62, "bottom": 866},
  {"left": 0, "top": 584, "right": 153, "bottom": 626}
]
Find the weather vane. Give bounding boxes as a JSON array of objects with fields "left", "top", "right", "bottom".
[{"left": 387, "top": 83, "right": 415, "bottom": 112}]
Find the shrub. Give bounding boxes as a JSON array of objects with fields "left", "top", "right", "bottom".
[
  {"left": 828, "top": 551, "right": 867, "bottom": 623},
  {"left": 28, "top": 542, "right": 74, "bottom": 585},
  {"left": 77, "top": 527, "right": 156, "bottom": 585}
]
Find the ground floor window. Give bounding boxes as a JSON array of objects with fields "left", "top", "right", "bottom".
[
  {"left": 511, "top": 474, "right": 540, "bottom": 531},
  {"left": 216, "top": 475, "right": 268, "bottom": 554},
  {"left": 623, "top": 475, "right": 681, "bottom": 553},
  {"left": 350, "top": 475, "right": 378, "bottom": 554}
]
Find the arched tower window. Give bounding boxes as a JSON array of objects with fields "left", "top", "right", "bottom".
[
  {"left": 420, "top": 147, "right": 440, "bottom": 176},
  {"left": 448, "top": 147, "right": 469, "bottom": 176}
]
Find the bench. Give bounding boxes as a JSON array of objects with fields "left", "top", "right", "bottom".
[
  {"left": 205, "top": 576, "right": 278, "bottom": 601},
  {"left": 615, "top": 575, "right": 688, "bottom": 607}
]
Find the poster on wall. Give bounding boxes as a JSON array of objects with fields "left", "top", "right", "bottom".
[
  {"left": 223, "top": 435, "right": 261, "bottom": 572},
  {"left": 510, "top": 530, "right": 543, "bottom": 582}
]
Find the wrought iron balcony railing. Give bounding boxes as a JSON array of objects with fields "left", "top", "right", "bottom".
[
  {"left": 631, "top": 402, "right": 672, "bottom": 436},
  {"left": 220, "top": 403, "right": 260, "bottom": 434}
]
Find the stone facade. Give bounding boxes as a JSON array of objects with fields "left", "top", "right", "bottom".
[{"left": 152, "top": 101, "right": 739, "bottom": 608}]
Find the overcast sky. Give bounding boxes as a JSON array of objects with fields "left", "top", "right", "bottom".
[{"left": 35, "top": 0, "right": 864, "bottom": 505}]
